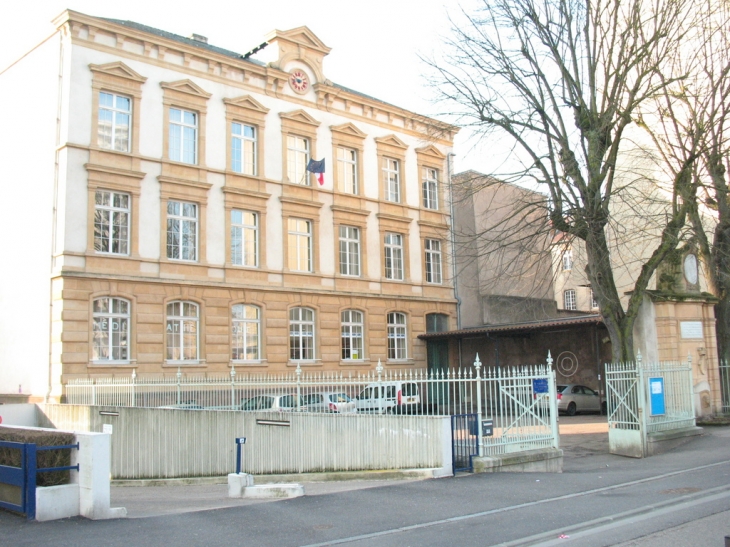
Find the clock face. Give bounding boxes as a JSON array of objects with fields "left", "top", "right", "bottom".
[
  {"left": 288, "top": 70, "right": 310, "bottom": 94},
  {"left": 684, "top": 254, "right": 698, "bottom": 285}
]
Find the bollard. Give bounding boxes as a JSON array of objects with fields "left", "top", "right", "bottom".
[
  {"left": 235, "top": 437, "right": 246, "bottom": 474},
  {"left": 725, "top": 535, "right": 729, "bottom": 547}
]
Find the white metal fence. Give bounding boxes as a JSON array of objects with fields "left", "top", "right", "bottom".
[
  {"left": 721, "top": 360, "right": 730, "bottom": 415},
  {"left": 64, "top": 355, "right": 559, "bottom": 461}
]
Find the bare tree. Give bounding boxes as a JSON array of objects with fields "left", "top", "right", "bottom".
[
  {"left": 429, "top": 0, "right": 698, "bottom": 360},
  {"left": 638, "top": 1, "right": 730, "bottom": 363}
]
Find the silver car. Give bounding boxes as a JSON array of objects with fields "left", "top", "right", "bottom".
[
  {"left": 305, "top": 392, "right": 357, "bottom": 413},
  {"left": 557, "top": 384, "right": 604, "bottom": 416}
]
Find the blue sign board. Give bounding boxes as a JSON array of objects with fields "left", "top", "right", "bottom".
[
  {"left": 648, "top": 377, "right": 665, "bottom": 416},
  {"left": 236, "top": 437, "right": 247, "bottom": 445},
  {"left": 533, "top": 378, "right": 549, "bottom": 394}
]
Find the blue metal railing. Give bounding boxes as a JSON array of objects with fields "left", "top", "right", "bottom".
[{"left": 0, "top": 442, "right": 79, "bottom": 520}]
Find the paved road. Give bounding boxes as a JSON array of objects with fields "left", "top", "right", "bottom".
[{"left": 2, "top": 418, "right": 729, "bottom": 547}]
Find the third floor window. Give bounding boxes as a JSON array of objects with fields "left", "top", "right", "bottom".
[
  {"left": 98, "top": 92, "right": 131, "bottom": 152},
  {"left": 383, "top": 158, "right": 401, "bottom": 203},
  {"left": 423, "top": 168, "right": 439, "bottom": 210},
  {"left": 231, "top": 122, "right": 256, "bottom": 175},
  {"left": 287, "top": 135, "right": 310, "bottom": 185},
  {"left": 169, "top": 108, "right": 197, "bottom": 164},
  {"left": 337, "top": 147, "right": 358, "bottom": 194}
]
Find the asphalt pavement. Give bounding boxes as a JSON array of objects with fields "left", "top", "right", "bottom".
[{"left": 2, "top": 416, "right": 730, "bottom": 547}]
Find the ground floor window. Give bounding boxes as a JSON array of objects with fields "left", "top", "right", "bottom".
[
  {"left": 92, "top": 297, "right": 130, "bottom": 361},
  {"left": 167, "top": 301, "right": 199, "bottom": 361}
]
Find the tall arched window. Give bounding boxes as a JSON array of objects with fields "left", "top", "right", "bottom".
[
  {"left": 289, "top": 307, "right": 315, "bottom": 361},
  {"left": 92, "top": 297, "right": 130, "bottom": 361},
  {"left": 166, "top": 301, "right": 199, "bottom": 361},
  {"left": 232, "top": 304, "right": 260, "bottom": 361},
  {"left": 387, "top": 312, "right": 407, "bottom": 360},
  {"left": 341, "top": 310, "right": 364, "bottom": 360}
]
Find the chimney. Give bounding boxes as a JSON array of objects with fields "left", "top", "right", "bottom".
[{"left": 189, "top": 33, "right": 208, "bottom": 44}]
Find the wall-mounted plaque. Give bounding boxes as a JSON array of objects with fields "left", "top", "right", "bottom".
[{"left": 680, "top": 321, "right": 703, "bottom": 339}]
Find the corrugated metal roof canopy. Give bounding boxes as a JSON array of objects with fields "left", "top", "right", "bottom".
[{"left": 417, "top": 314, "right": 604, "bottom": 340}]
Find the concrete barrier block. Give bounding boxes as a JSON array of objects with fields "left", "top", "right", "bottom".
[
  {"left": 227, "top": 473, "right": 254, "bottom": 498},
  {"left": 243, "top": 483, "right": 304, "bottom": 499},
  {"left": 36, "top": 484, "right": 79, "bottom": 521},
  {"left": 473, "top": 448, "right": 563, "bottom": 473}
]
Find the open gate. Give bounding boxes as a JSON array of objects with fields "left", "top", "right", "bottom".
[
  {"left": 605, "top": 362, "right": 643, "bottom": 458},
  {"left": 0, "top": 441, "right": 37, "bottom": 520},
  {"left": 451, "top": 413, "right": 478, "bottom": 474}
]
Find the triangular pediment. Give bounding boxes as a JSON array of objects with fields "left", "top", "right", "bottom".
[
  {"left": 266, "top": 26, "right": 331, "bottom": 55},
  {"left": 89, "top": 62, "right": 147, "bottom": 83},
  {"left": 374, "top": 134, "right": 408, "bottom": 149},
  {"left": 330, "top": 122, "right": 366, "bottom": 139},
  {"left": 160, "top": 79, "right": 212, "bottom": 99},
  {"left": 223, "top": 95, "right": 270, "bottom": 113},
  {"left": 279, "top": 109, "right": 320, "bottom": 126},
  {"left": 415, "top": 145, "right": 446, "bottom": 159}
]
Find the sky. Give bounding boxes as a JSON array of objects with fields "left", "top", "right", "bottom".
[{"left": 0, "top": 0, "right": 498, "bottom": 174}]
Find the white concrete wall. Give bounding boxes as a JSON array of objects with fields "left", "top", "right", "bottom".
[
  {"left": 39, "top": 404, "right": 449, "bottom": 479},
  {"left": 0, "top": 404, "right": 38, "bottom": 427},
  {"left": 0, "top": 33, "right": 62, "bottom": 398}
]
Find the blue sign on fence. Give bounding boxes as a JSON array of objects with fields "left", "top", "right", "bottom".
[
  {"left": 236, "top": 437, "right": 247, "bottom": 445},
  {"left": 649, "top": 377, "right": 665, "bottom": 416},
  {"left": 533, "top": 378, "right": 549, "bottom": 394}
]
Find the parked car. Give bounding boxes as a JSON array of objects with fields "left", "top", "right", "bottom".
[
  {"left": 305, "top": 392, "right": 357, "bottom": 413},
  {"left": 355, "top": 382, "right": 420, "bottom": 413},
  {"left": 239, "top": 394, "right": 306, "bottom": 412},
  {"left": 557, "top": 384, "right": 604, "bottom": 416},
  {"left": 158, "top": 402, "right": 204, "bottom": 410}
]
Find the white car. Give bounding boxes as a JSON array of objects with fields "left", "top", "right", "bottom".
[
  {"left": 355, "top": 382, "right": 420, "bottom": 414},
  {"left": 305, "top": 392, "right": 357, "bottom": 413},
  {"left": 240, "top": 394, "right": 306, "bottom": 412}
]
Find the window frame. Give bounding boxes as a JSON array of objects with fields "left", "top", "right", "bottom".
[
  {"left": 97, "top": 91, "right": 132, "bottom": 153},
  {"left": 231, "top": 304, "right": 261, "bottom": 362},
  {"left": 94, "top": 190, "right": 131, "bottom": 256},
  {"left": 91, "top": 296, "right": 131, "bottom": 363},
  {"left": 339, "top": 225, "right": 361, "bottom": 277},
  {"left": 564, "top": 289, "right": 577, "bottom": 311},
  {"left": 384, "top": 232, "right": 404, "bottom": 281},
  {"left": 289, "top": 307, "right": 316, "bottom": 362},
  {"left": 231, "top": 122, "right": 257, "bottom": 176},
  {"left": 166, "top": 200, "right": 199, "bottom": 262},
  {"left": 230, "top": 209, "right": 259, "bottom": 268},
  {"left": 168, "top": 107, "right": 198, "bottom": 165},
  {"left": 383, "top": 157, "right": 401, "bottom": 203},
  {"left": 425, "top": 238, "right": 443, "bottom": 284},
  {"left": 280, "top": 110, "right": 320, "bottom": 186},
  {"left": 387, "top": 312, "right": 408, "bottom": 361},
  {"left": 287, "top": 218, "right": 313, "bottom": 272},
  {"left": 562, "top": 248, "right": 573, "bottom": 271},
  {"left": 422, "top": 167, "right": 439, "bottom": 210},
  {"left": 341, "top": 309, "right": 364, "bottom": 361},
  {"left": 166, "top": 300, "right": 200, "bottom": 363},
  {"left": 336, "top": 146, "right": 358, "bottom": 195},
  {"left": 287, "top": 134, "right": 310, "bottom": 185}
]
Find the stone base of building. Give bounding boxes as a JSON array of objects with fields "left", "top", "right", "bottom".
[{"left": 645, "top": 427, "right": 703, "bottom": 457}]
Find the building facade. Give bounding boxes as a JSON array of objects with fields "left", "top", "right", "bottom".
[{"left": 0, "top": 11, "right": 457, "bottom": 401}]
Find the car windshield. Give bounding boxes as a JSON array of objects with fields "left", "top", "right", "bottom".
[
  {"left": 329, "top": 393, "right": 351, "bottom": 403},
  {"left": 279, "top": 395, "right": 303, "bottom": 408}
]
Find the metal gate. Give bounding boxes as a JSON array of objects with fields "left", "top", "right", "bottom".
[
  {"left": 605, "top": 361, "right": 643, "bottom": 457},
  {"left": 0, "top": 441, "right": 37, "bottom": 520},
  {"left": 451, "top": 413, "right": 478, "bottom": 474}
]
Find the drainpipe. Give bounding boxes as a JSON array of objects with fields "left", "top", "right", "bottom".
[{"left": 447, "top": 153, "right": 463, "bottom": 367}]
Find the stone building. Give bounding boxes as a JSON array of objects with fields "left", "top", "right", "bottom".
[{"left": 0, "top": 11, "right": 457, "bottom": 401}]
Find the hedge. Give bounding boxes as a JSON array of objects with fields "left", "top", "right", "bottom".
[{"left": 0, "top": 427, "right": 76, "bottom": 486}]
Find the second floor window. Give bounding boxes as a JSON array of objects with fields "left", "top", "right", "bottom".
[
  {"left": 287, "top": 135, "right": 309, "bottom": 184},
  {"left": 425, "top": 239, "right": 442, "bottom": 284},
  {"left": 231, "top": 210, "right": 258, "bottom": 267},
  {"left": 383, "top": 158, "right": 401, "bottom": 202},
  {"left": 94, "top": 190, "right": 130, "bottom": 255},
  {"left": 98, "top": 92, "right": 131, "bottom": 152},
  {"left": 288, "top": 218, "right": 312, "bottom": 272},
  {"left": 384, "top": 232, "right": 404, "bottom": 280},
  {"left": 337, "top": 147, "right": 358, "bottom": 194},
  {"left": 167, "top": 201, "right": 197, "bottom": 261},
  {"left": 339, "top": 226, "right": 360, "bottom": 276},
  {"left": 232, "top": 304, "right": 260, "bottom": 361},
  {"left": 166, "top": 301, "right": 199, "bottom": 361},
  {"left": 341, "top": 310, "right": 363, "bottom": 360},
  {"left": 231, "top": 123, "right": 256, "bottom": 175},
  {"left": 564, "top": 289, "right": 576, "bottom": 310},
  {"left": 169, "top": 108, "right": 197, "bottom": 164},
  {"left": 92, "top": 297, "right": 130, "bottom": 361},
  {"left": 423, "top": 168, "right": 439, "bottom": 210}
]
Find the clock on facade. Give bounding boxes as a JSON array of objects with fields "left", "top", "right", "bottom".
[
  {"left": 684, "top": 253, "right": 698, "bottom": 285},
  {"left": 288, "top": 69, "right": 310, "bottom": 94}
]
